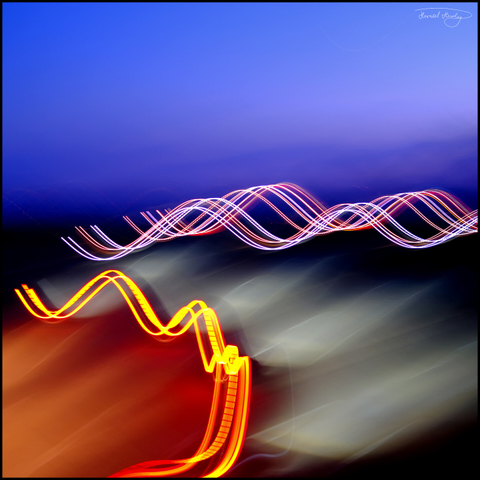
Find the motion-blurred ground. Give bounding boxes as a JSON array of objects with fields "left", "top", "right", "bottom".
[{"left": 3, "top": 225, "right": 477, "bottom": 477}]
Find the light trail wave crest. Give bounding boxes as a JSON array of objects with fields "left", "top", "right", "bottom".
[{"left": 61, "top": 184, "right": 478, "bottom": 260}]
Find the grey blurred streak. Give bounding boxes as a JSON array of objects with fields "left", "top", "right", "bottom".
[
  {"left": 97, "top": 239, "right": 476, "bottom": 471},
  {"left": 5, "top": 232, "right": 476, "bottom": 476}
]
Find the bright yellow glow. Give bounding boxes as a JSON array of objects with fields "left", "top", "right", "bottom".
[{"left": 15, "top": 270, "right": 251, "bottom": 478}]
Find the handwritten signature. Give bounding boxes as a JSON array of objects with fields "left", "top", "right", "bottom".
[{"left": 415, "top": 8, "right": 472, "bottom": 28}]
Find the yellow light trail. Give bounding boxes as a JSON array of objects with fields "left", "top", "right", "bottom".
[{"left": 15, "top": 270, "right": 251, "bottom": 478}]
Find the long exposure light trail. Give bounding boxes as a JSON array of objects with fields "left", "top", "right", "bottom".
[
  {"left": 61, "top": 183, "right": 478, "bottom": 260},
  {"left": 15, "top": 270, "right": 251, "bottom": 478}
]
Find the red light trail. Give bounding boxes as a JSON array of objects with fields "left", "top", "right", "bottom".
[
  {"left": 15, "top": 270, "right": 251, "bottom": 478},
  {"left": 60, "top": 183, "right": 478, "bottom": 260}
]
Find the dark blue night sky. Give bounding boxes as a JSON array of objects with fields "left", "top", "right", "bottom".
[{"left": 3, "top": 3, "right": 477, "bottom": 226}]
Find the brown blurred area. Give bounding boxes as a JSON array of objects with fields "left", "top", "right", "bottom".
[{"left": 3, "top": 305, "right": 214, "bottom": 477}]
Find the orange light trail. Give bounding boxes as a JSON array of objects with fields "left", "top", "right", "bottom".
[
  {"left": 15, "top": 270, "right": 251, "bottom": 478},
  {"left": 60, "top": 183, "right": 478, "bottom": 260}
]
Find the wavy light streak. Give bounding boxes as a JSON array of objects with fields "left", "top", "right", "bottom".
[
  {"left": 15, "top": 270, "right": 251, "bottom": 478},
  {"left": 61, "top": 184, "right": 477, "bottom": 260}
]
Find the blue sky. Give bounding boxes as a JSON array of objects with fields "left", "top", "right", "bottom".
[{"left": 3, "top": 3, "right": 477, "bottom": 223}]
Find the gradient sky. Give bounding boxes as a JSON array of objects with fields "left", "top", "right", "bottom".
[{"left": 3, "top": 2, "right": 478, "bottom": 223}]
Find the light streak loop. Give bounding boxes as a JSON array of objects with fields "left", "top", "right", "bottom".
[{"left": 15, "top": 270, "right": 251, "bottom": 478}]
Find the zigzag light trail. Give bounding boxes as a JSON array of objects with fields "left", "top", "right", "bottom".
[
  {"left": 61, "top": 184, "right": 478, "bottom": 260},
  {"left": 15, "top": 270, "right": 251, "bottom": 478}
]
